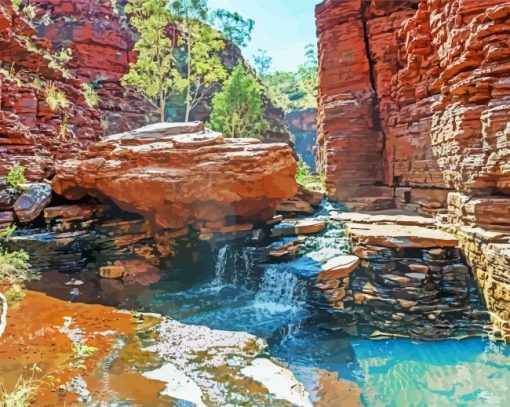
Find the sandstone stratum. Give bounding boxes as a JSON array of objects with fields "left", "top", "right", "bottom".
[
  {"left": 52, "top": 122, "right": 297, "bottom": 232},
  {"left": 316, "top": 0, "right": 510, "bottom": 341}
]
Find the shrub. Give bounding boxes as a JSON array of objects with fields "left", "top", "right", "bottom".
[
  {"left": 11, "top": 0, "right": 22, "bottom": 12},
  {"left": 296, "top": 160, "right": 312, "bottom": 185},
  {"left": 295, "top": 159, "right": 326, "bottom": 192},
  {"left": 0, "top": 249, "right": 32, "bottom": 283},
  {"left": 0, "top": 365, "right": 39, "bottom": 406},
  {"left": 22, "top": 4, "right": 36, "bottom": 22},
  {"left": 45, "top": 82, "right": 69, "bottom": 112},
  {"left": 6, "top": 164, "right": 26, "bottom": 192},
  {"left": 82, "top": 83, "right": 99, "bottom": 107},
  {"left": 209, "top": 65, "right": 268, "bottom": 138}
]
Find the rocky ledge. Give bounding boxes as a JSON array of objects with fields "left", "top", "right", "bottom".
[
  {"left": 318, "top": 212, "right": 490, "bottom": 340},
  {"left": 52, "top": 122, "right": 297, "bottom": 233}
]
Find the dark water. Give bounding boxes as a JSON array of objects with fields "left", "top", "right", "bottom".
[{"left": 25, "top": 205, "right": 510, "bottom": 406}]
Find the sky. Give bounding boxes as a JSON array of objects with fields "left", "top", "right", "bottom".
[{"left": 208, "top": 0, "right": 319, "bottom": 73}]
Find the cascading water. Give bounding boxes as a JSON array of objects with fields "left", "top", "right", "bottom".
[
  {"left": 255, "top": 266, "right": 307, "bottom": 313},
  {"left": 212, "top": 245, "right": 229, "bottom": 288}
]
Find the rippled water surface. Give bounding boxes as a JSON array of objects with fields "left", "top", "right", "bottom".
[{"left": 27, "top": 203, "right": 510, "bottom": 406}]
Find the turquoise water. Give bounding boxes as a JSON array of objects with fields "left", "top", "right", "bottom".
[{"left": 129, "top": 245, "right": 510, "bottom": 406}]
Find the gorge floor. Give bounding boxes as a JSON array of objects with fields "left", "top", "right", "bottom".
[{"left": 14, "top": 201, "right": 510, "bottom": 406}]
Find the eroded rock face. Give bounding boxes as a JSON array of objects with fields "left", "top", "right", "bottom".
[
  {"left": 316, "top": 0, "right": 510, "bottom": 208},
  {"left": 0, "top": 0, "right": 100, "bottom": 180},
  {"left": 316, "top": 0, "right": 510, "bottom": 340},
  {"left": 52, "top": 122, "right": 297, "bottom": 231}
]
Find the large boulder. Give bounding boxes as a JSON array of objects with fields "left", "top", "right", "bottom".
[{"left": 52, "top": 122, "right": 297, "bottom": 231}]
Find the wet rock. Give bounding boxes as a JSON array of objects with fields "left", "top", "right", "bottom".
[
  {"left": 271, "top": 219, "right": 326, "bottom": 237},
  {"left": 0, "top": 180, "right": 17, "bottom": 210},
  {"left": 276, "top": 197, "right": 314, "bottom": 215},
  {"left": 98, "top": 266, "right": 124, "bottom": 279},
  {"left": 328, "top": 213, "right": 490, "bottom": 340},
  {"left": 320, "top": 255, "right": 360, "bottom": 280},
  {"left": 0, "top": 211, "right": 14, "bottom": 227},
  {"left": 347, "top": 223, "right": 458, "bottom": 249},
  {"left": 13, "top": 183, "right": 52, "bottom": 223}
]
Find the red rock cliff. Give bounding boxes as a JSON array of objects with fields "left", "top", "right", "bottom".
[
  {"left": 316, "top": 0, "right": 510, "bottom": 341},
  {"left": 0, "top": 0, "right": 100, "bottom": 180},
  {"left": 30, "top": 0, "right": 290, "bottom": 142}
]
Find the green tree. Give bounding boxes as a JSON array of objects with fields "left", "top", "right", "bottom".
[
  {"left": 253, "top": 49, "right": 272, "bottom": 76},
  {"left": 261, "top": 44, "right": 318, "bottom": 112},
  {"left": 209, "top": 65, "right": 268, "bottom": 139},
  {"left": 169, "top": 0, "right": 227, "bottom": 122},
  {"left": 121, "top": 0, "right": 185, "bottom": 122},
  {"left": 212, "top": 9, "right": 255, "bottom": 48},
  {"left": 297, "top": 43, "right": 318, "bottom": 105}
]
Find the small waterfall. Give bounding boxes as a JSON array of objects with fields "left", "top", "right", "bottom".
[
  {"left": 212, "top": 245, "right": 229, "bottom": 288},
  {"left": 255, "top": 267, "right": 307, "bottom": 313},
  {"left": 212, "top": 245, "right": 254, "bottom": 288}
]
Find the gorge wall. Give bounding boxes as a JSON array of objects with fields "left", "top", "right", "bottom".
[
  {"left": 0, "top": 0, "right": 100, "bottom": 181},
  {"left": 316, "top": 0, "right": 510, "bottom": 340},
  {"left": 29, "top": 0, "right": 290, "bottom": 142}
]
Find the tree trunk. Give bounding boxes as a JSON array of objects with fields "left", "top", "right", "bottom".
[
  {"left": 184, "top": 25, "right": 192, "bottom": 122},
  {"left": 160, "top": 93, "right": 165, "bottom": 123}
]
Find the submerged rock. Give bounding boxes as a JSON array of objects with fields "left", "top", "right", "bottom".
[{"left": 53, "top": 122, "right": 297, "bottom": 231}]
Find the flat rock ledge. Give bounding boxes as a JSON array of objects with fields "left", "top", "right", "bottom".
[
  {"left": 328, "top": 211, "right": 490, "bottom": 340},
  {"left": 52, "top": 122, "right": 297, "bottom": 232}
]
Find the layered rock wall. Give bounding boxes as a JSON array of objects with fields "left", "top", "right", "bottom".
[
  {"left": 0, "top": 0, "right": 100, "bottom": 180},
  {"left": 316, "top": 0, "right": 510, "bottom": 340}
]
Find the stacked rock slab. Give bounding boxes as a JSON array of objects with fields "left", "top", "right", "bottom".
[
  {"left": 8, "top": 201, "right": 188, "bottom": 281},
  {"left": 52, "top": 122, "right": 297, "bottom": 233},
  {"left": 328, "top": 213, "right": 489, "bottom": 340},
  {"left": 316, "top": 0, "right": 510, "bottom": 341},
  {"left": 315, "top": 0, "right": 389, "bottom": 207}
]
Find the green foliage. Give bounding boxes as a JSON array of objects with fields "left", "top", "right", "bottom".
[
  {"left": 11, "top": 0, "right": 22, "bottom": 12},
  {"left": 209, "top": 65, "right": 268, "bottom": 139},
  {"left": 44, "top": 82, "right": 69, "bottom": 112},
  {"left": 72, "top": 344, "right": 97, "bottom": 359},
  {"left": 70, "top": 343, "right": 97, "bottom": 369},
  {"left": 21, "top": 4, "right": 36, "bottom": 22},
  {"left": 296, "top": 159, "right": 312, "bottom": 185},
  {"left": 0, "top": 249, "right": 32, "bottom": 283},
  {"left": 253, "top": 49, "right": 272, "bottom": 76},
  {"left": 169, "top": 0, "right": 227, "bottom": 121},
  {"left": 122, "top": 0, "right": 185, "bottom": 122},
  {"left": 212, "top": 9, "right": 254, "bottom": 48},
  {"left": 6, "top": 164, "right": 26, "bottom": 192},
  {"left": 0, "top": 226, "right": 16, "bottom": 241},
  {"left": 0, "top": 223, "right": 35, "bottom": 284},
  {"left": 81, "top": 83, "right": 99, "bottom": 107},
  {"left": 262, "top": 44, "right": 318, "bottom": 112},
  {"left": 0, "top": 375, "right": 37, "bottom": 407},
  {"left": 295, "top": 159, "right": 325, "bottom": 192},
  {"left": 0, "top": 66, "right": 23, "bottom": 87}
]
